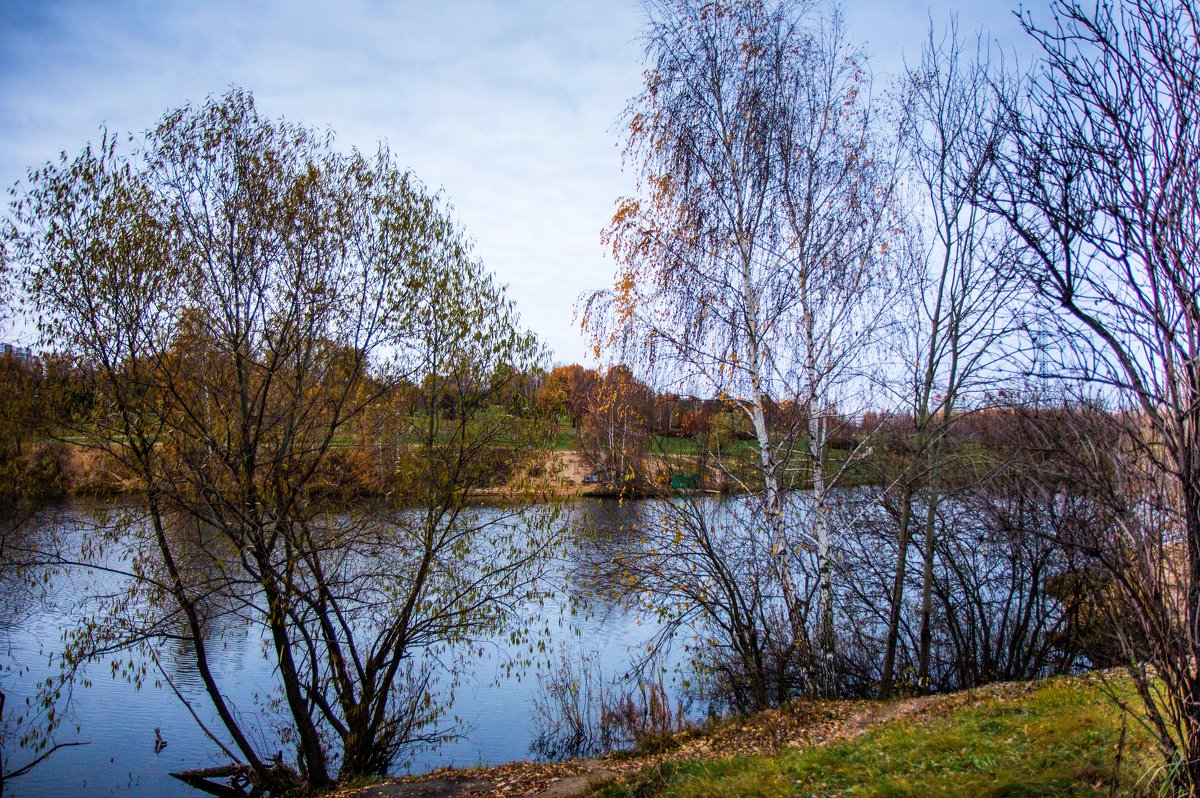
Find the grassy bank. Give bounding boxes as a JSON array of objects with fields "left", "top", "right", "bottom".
[
  {"left": 337, "top": 672, "right": 1153, "bottom": 797},
  {"left": 589, "top": 673, "right": 1150, "bottom": 798}
]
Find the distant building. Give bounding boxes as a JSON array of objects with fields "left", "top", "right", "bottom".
[{"left": 0, "top": 343, "right": 34, "bottom": 364}]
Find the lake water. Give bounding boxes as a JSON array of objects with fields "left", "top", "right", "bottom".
[{"left": 1, "top": 498, "right": 675, "bottom": 798}]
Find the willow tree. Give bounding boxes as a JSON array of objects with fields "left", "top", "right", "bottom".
[
  {"left": 8, "top": 89, "right": 556, "bottom": 795},
  {"left": 589, "top": 0, "right": 898, "bottom": 699}
]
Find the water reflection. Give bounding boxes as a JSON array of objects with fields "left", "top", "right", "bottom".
[{"left": 0, "top": 497, "right": 668, "bottom": 798}]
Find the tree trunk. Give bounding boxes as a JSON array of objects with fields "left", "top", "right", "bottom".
[
  {"left": 916, "top": 412, "right": 948, "bottom": 694},
  {"left": 742, "top": 256, "right": 804, "bottom": 649},
  {"left": 880, "top": 482, "right": 915, "bottom": 697},
  {"left": 146, "top": 491, "right": 268, "bottom": 777},
  {"left": 810, "top": 400, "right": 835, "bottom": 696},
  {"left": 751, "top": 386, "right": 803, "bottom": 645},
  {"left": 258, "top": 563, "right": 332, "bottom": 788},
  {"left": 916, "top": 484, "right": 940, "bottom": 693}
]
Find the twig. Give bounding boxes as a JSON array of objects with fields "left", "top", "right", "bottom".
[{"left": 4, "top": 741, "right": 91, "bottom": 780}]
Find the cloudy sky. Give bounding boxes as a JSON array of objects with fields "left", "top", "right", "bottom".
[{"left": 1, "top": 0, "right": 1044, "bottom": 363}]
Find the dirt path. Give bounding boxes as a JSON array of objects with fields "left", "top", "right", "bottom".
[{"left": 827, "top": 694, "right": 940, "bottom": 742}]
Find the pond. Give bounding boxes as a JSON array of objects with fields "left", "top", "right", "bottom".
[{"left": 0, "top": 497, "right": 676, "bottom": 798}]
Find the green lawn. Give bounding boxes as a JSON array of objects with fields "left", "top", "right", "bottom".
[{"left": 590, "top": 674, "right": 1151, "bottom": 798}]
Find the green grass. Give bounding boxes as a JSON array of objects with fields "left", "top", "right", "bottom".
[
  {"left": 551, "top": 423, "right": 581, "bottom": 451},
  {"left": 589, "top": 675, "right": 1152, "bottom": 798}
]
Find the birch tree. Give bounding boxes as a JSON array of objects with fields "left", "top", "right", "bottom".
[{"left": 589, "top": 0, "right": 898, "bottom": 697}]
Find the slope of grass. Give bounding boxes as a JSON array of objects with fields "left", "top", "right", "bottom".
[{"left": 590, "top": 674, "right": 1152, "bottom": 798}]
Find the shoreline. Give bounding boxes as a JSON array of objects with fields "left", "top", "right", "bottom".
[
  {"left": 327, "top": 671, "right": 1133, "bottom": 798},
  {"left": 3, "top": 440, "right": 883, "bottom": 508}
]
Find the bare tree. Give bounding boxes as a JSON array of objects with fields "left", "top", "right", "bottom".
[
  {"left": 601, "top": 496, "right": 818, "bottom": 712},
  {"left": 978, "top": 1, "right": 1200, "bottom": 791},
  {"left": 878, "top": 22, "right": 1017, "bottom": 696}
]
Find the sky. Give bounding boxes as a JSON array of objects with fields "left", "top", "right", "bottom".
[{"left": 0, "top": 0, "right": 1046, "bottom": 364}]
